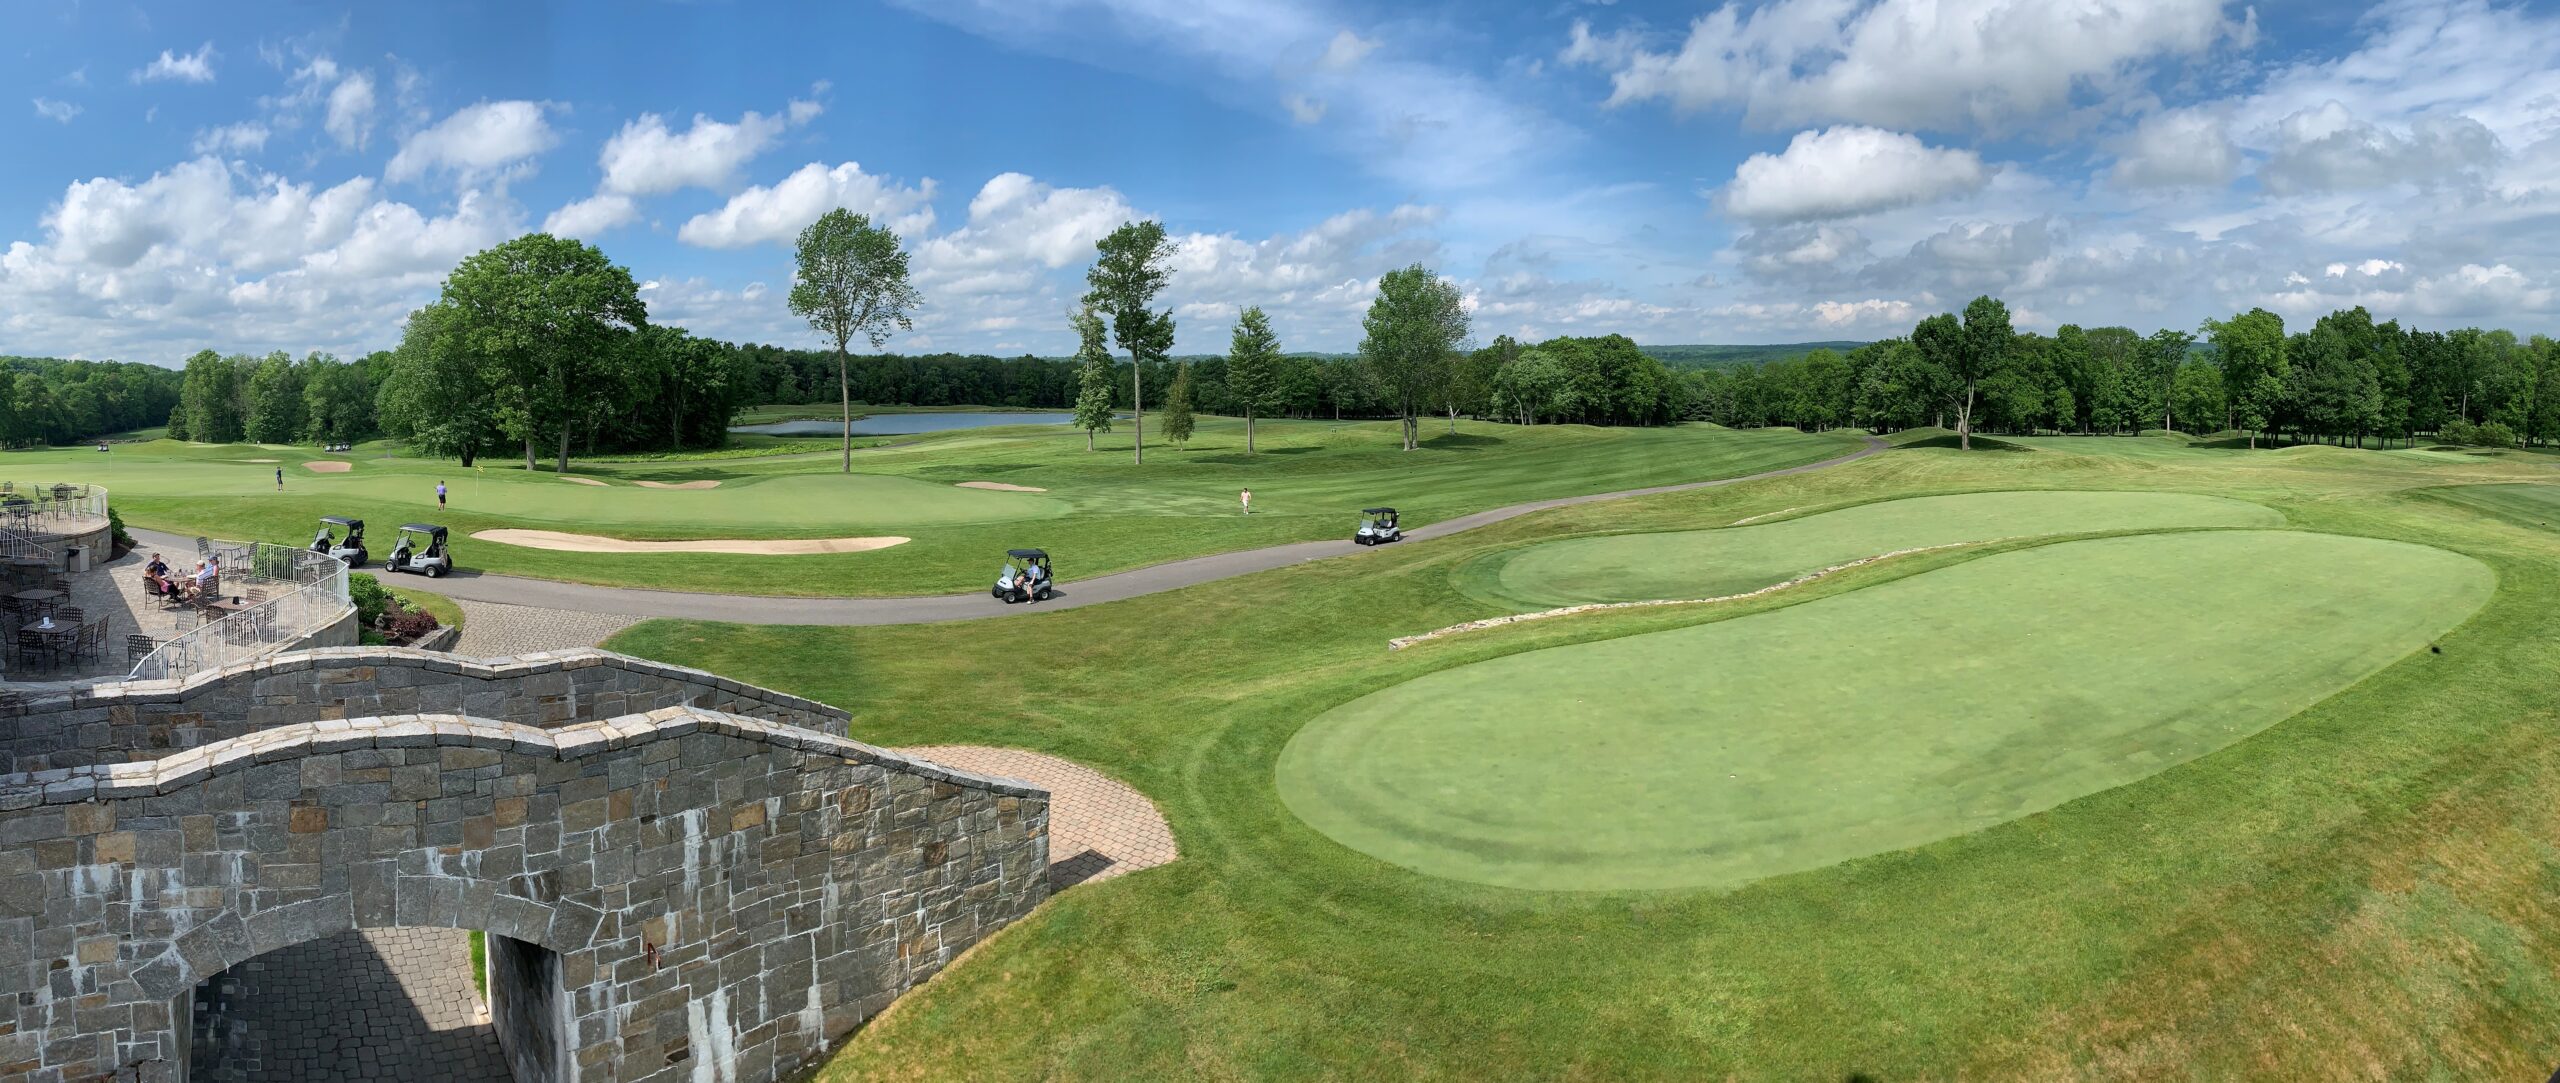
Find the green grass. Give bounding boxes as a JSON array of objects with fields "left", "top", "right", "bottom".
[
  {"left": 600, "top": 434, "right": 2560, "bottom": 1079},
  {"left": 393, "top": 586, "right": 465, "bottom": 630},
  {"left": 2413, "top": 482, "right": 2560, "bottom": 531},
  {"left": 1285, "top": 530, "right": 2489, "bottom": 891},
  {"left": 1452, "top": 489, "right": 2280, "bottom": 610},
  {"left": 33, "top": 419, "right": 1856, "bottom": 597}
]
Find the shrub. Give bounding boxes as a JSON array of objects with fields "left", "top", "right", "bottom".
[
  {"left": 106, "top": 507, "right": 134, "bottom": 553},
  {"left": 2440, "top": 418, "right": 2521, "bottom": 449},
  {"left": 384, "top": 607, "right": 441, "bottom": 643},
  {"left": 349, "top": 573, "right": 391, "bottom": 627}
]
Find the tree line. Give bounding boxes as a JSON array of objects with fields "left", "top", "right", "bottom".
[
  {"left": 1692, "top": 297, "right": 2560, "bottom": 449},
  {"left": 0, "top": 356, "right": 183, "bottom": 448}
]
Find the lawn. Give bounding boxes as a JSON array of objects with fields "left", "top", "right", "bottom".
[
  {"left": 604, "top": 433, "right": 2560, "bottom": 1079},
  {"left": 1450, "top": 488, "right": 2282, "bottom": 610},
  {"left": 16, "top": 418, "right": 1857, "bottom": 597}
]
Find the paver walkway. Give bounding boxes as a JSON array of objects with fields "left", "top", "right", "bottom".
[
  {"left": 130, "top": 436, "right": 1885, "bottom": 629},
  {"left": 899, "top": 746, "right": 1176, "bottom": 888},
  {"left": 451, "top": 599, "right": 641, "bottom": 655},
  {"left": 191, "top": 927, "right": 505, "bottom": 1082}
]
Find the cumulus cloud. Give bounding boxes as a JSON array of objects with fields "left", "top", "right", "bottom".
[
  {"left": 2257, "top": 103, "right": 2502, "bottom": 194},
  {"left": 325, "top": 72, "right": 378, "bottom": 150},
  {"left": 1284, "top": 95, "right": 1327, "bottom": 124},
  {"left": 1317, "top": 29, "right": 1379, "bottom": 71},
  {"left": 32, "top": 98, "right": 81, "bottom": 124},
  {"left": 191, "top": 123, "right": 271, "bottom": 156},
  {"left": 912, "top": 173, "right": 1132, "bottom": 295},
  {"left": 2109, "top": 108, "right": 2239, "bottom": 188},
  {"left": 384, "top": 101, "right": 555, "bottom": 186},
  {"left": 677, "top": 161, "right": 937, "bottom": 248},
  {"left": 1722, "top": 127, "right": 1990, "bottom": 222},
  {"left": 540, "top": 194, "right": 640, "bottom": 239},
  {"left": 134, "top": 43, "right": 217, "bottom": 85},
  {"left": 1569, "top": 0, "right": 2239, "bottom": 132},
  {"left": 597, "top": 109, "right": 792, "bottom": 196}
]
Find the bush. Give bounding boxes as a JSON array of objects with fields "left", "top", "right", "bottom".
[
  {"left": 384, "top": 607, "right": 441, "bottom": 643},
  {"left": 349, "top": 573, "right": 391, "bottom": 627},
  {"left": 2439, "top": 419, "right": 2521, "bottom": 449},
  {"left": 106, "top": 507, "right": 134, "bottom": 554}
]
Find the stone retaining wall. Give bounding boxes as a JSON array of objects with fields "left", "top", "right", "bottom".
[
  {"left": 0, "top": 647, "right": 846, "bottom": 773},
  {"left": 0, "top": 706, "right": 1050, "bottom": 1082}
]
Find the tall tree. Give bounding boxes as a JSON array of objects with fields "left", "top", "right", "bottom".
[
  {"left": 1069, "top": 308, "right": 1116, "bottom": 451},
  {"left": 1359, "top": 264, "right": 1471, "bottom": 451},
  {"left": 376, "top": 303, "right": 500, "bottom": 467},
  {"left": 789, "top": 209, "right": 922, "bottom": 473},
  {"left": 178, "top": 350, "right": 247, "bottom": 444},
  {"left": 244, "top": 351, "right": 309, "bottom": 444},
  {"left": 1161, "top": 361, "right": 1196, "bottom": 448},
  {"left": 2204, "top": 307, "right": 2287, "bottom": 447},
  {"left": 1226, "top": 306, "right": 1281, "bottom": 453},
  {"left": 1084, "top": 221, "right": 1178, "bottom": 464},
  {"left": 302, "top": 356, "right": 375, "bottom": 443},
  {"left": 439, "top": 233, "right": 648, "bottom": 472},
  {"left": 2140, "top": 328, "right": 2194, "bottom": 432}
]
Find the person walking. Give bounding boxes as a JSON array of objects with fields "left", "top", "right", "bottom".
[
  {"left": 274, "top": 467, "right": 284, "bottom": 490},
  {"left": 1241, "top": 488, "right": 1252, "bottom": 515},
  {"left": 436, "top": 481, "right": 448, "bottom": 509}
]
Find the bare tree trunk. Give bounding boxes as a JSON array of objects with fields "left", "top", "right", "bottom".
[
  {"left": 1958, "top": 386, "right": 1975, "bottom": 451},
  {"left": 1086, "top": 429, "right": 1095, "bottom": 452},
  {"left": 524, "top": 436, "right": 536, "bottom": 471},
  {"left": 1131, "top": 359, "right": 1145, "bottom": 465},
  {"left": 1245, "top": 409, "right": 1255, "bottom": 454},
  {"left": 556, "top": 425, "right": 571, "bottom": 475},
  {"left": 839, "top": 343, "right": 852, "bottom": 474}
]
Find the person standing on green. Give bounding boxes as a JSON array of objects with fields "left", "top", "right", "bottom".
[
  {"left": 275, "top": 467, "right": 284, "bottom": 490},
  {"left": 436, "top": 481, "right": 447, "bottom": 509},
  {"left": 1241, "top": 488, "right": 1252, "bottom": 515}
]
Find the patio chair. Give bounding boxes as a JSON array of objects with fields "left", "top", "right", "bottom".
[
  {"left": 73, "top": 619, "right": 105, "bottom": 663},
  {"left": 14, "top": 628, "right": 48, "bottom": 671},
  {"left": 245, "top": 587, "right": 270, "bottom": 606},
  {"left": 125, "top": 633, "right": 158, "bottom": 665},
  {"left": 50, "top": 606, "right": 83, "bottom": 629},
  {"left": 195, "top": 537, "right": 211, "bottom": 558}
]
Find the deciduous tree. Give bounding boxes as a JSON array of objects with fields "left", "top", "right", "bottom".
[
  {"left": 1226, "top": 306, "right": 1281, "bottom": 453},
  {"left": 789, "top": 209, "right": 922, "bottom": 473},
  {"left": 1085, "top": 221, "right": 1178, "bottom": 464},
  {"left": 1359, "top": 264, "right": 1470, "bottom": 451}
]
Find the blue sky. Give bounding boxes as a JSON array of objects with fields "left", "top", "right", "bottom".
[{"left": 6, "top": 0, "right": 2560, "bottom": 366}]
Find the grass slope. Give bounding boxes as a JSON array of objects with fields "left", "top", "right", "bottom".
[
  {"left": 1452, "top": 489, "right": 2280, "bottom": 610},
  {"left": 28, "top": 419, "right": 1855, "bottom": 597},
  {"left": 601, "top": 436, "right": 2560, "bottom": 1079},
  {"left": 1286, "top": 530, "right": 2489, "bottom": 891}
]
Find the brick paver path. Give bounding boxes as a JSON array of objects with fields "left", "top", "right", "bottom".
[
  {"left": 451, "top": 599, "right": 640, "bottom": 656},
  {"left": 899, "top": 746, "right": 1177, "bottom": 888},
  {"left": 192, "top": 927, "right": 507, "bottom": 1082}
]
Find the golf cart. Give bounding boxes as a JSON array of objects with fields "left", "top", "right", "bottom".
[
  {"left": 993, "top": 548, "right": 1054, "bottom": 604},
  {"left": 1355, "top": 507, "right": 1402, "bottom": 545},
  {"left": 311, "top": 516, "right": 369, "bottom": 567},
  {"left": 384, "top": 523, "right": 452, "bottom": 578}
]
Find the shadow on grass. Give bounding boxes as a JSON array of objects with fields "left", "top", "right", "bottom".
[
  {"left": 1421, "top": 431, "right": 1506, "bottom": 449},
  {"left": 1895, "top": 434, "right": 2033, "bottom": 452}
]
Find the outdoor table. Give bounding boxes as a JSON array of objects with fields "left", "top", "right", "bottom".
[
  {"left": 201, "top": 598, "right": 250, "bottom": 617},
  {"left": 12, "top": 589, "right": 63, "bottom": 609},
  {"left": 18, "top": 618, "right": 74, "bottom": 668}
]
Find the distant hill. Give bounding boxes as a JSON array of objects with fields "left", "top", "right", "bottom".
[{"left": 1639, "top": 342, "right": 1871, "bottom": 368}]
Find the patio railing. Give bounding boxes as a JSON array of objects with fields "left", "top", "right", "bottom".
[
  {"left": 128, "top": 542, "right": 351, "bottom": 683},
  {"left": 0, "top": 482, "right": 109, "bottom": 538}
]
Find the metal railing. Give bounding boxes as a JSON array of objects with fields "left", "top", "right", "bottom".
[
  {"left": 0, "top": 527, "right": 57, "bottom": 566},
  {"left": 128, "top": 542, "right": 352, "bottom": 683},
  {"left": 0, "top": 482, "right": 109, "bottom": 540}
]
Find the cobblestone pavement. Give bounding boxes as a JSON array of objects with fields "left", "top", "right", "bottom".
[
  {"left": 451, "top": 599, "right": 640, "bottom": 656},
  {"left": 192, "top": 927, "right": 506, "bottom": 1082},
  {"left": 899, "top": 746, "right": 1177, "bottom": 887}
]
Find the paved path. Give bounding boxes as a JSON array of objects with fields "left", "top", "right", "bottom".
[
  {"left": 898, "top": 746, "right": 1177, "bottom": 888},
  {"left": 132, "top": 435, "right": 1885, "bottom": 629},
  {"left": 450, "top": 599, "right": 641, "bottom": 655},
  {"left": 191, "top": 927, "right": 506, "bottom": 1082}
]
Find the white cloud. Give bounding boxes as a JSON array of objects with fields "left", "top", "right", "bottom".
[
  {"left": 677, "top": 161, "right": 937, "bottom": 249},
  {"left": 2109, "top": 108, "right": 2239, "bottom": 188},
  {"left": 2256, "top": 102, "right": 2502, "bottom": 194},
  {"left": 383, "top": 101, "right": 555, "bottom": 186},
  {"left": 1284, "top": 95, "right": 1327, "bottom": 124},
  {"left": 32, "top": 98, "right": 81, "bottom": 124},
  {"left": 597, "top": 109, "right": 791, "bottom": 196},
  {"left": 1570, "top": 0, "right": 2239, "bottom": 133},
  {"left": 325, "top": 72, "right": 378, "bottom": 150},
  {"left": 912, "top": 173, "right": 1132, "bottom": 294},
  {"left": 541, "top": 194, "right": 639, "bottom": 239},
  {"left": 134, "top": 43, "right": 217, "bottom": 85},
  {"left": 191, "top": 123, "right": 271, "bottom": 156},
  {"left": 1722, "top": 127, "right": 1990, "bottom": 222},
  {"left": 1317, "top": 29, "right": 1378, "bottom": 71}
]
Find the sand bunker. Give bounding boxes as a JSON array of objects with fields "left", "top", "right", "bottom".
[
  {"left": 634, "top": 480, "right": 720, "bottom": 490},
  {"left": 241, "top": 458, "right": 280, "bottom": 463},
  {"left": 956, "top": 481, "right": 1049, "bottom": 492},
  {"left": 560, "top": 477, "right": 609, "bottom": 487},
  {"left": 474, "top": 529, "right": 908, "bottom": 555},
  {"left": 303, "top": 461, "right": 352, "bottom": 473}
]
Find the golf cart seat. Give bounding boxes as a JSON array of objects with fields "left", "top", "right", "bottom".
[
  {"left": 1355, "top": 507, "right": 1401, "bottom": 545},
  {"left": 387, "top": 523, "right": 453, "bottom": 578},
  {"left": 995, "top": 548, "right": 1055, "bottom": 603},
  {"left": 313, "top": 516, "right": 368, "bottom": 567}
]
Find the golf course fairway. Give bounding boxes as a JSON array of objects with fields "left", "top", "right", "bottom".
[
  {"left": 1453, "top": 489, "right": 2285, "bottom": 611},
  {"left": 2415, "top": 482, "right": 2560, "bottom": 532},
  {"left": 1279, "top": 530, "right": 2492, "bottom": 892}
]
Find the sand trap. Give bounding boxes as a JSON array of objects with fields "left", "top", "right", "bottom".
[
  {"left": 241, "top": 458, "right": 280, "bottom": 463},
  {"left": 303, "top": 461, "right": 352, "bottom": 473},
  {"left": 634, "top": 480, "right": 720, "bottom": 490},
  {"left": 474, "top": 529, "right": 908, "bottom": 555},
  {"left": 560, "top": 477, "right": 609, "bottom": 487},
  {"left": 956, "top": 481, "right": 1049, "bottom": 492}
]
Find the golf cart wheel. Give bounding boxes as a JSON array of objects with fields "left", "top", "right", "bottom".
[{"left": 425, "top": 563, "right": 445, "bottom": 578}]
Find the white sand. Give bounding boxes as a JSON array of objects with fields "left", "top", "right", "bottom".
[
  {"left": 559, "top": 477, "right": 609, "bottom": 487},
  {"left": 956, "top": 481, "right": 1048, "bottom": 492},
  {"left": 633, "top": 480, "right": 720, "bottom": 490},
  {"left": 303, "top": 461, "right": 352, "bottom": 473},
  {"left": 241, "top": 458, "right": 280, "bottom": 463},
  {"left": 473, "top": 529, "right": 908, "bottom": 555}
]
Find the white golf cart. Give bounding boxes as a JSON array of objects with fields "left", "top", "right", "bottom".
[
  {"left": 310, "top": 516, "right": 370, "bottom": 568},
  {"left": 1355, "top": 507, "right": 1402, "bottom": 545},
  {"left": 384, "top": 523, "right": 453, "bottom": 578}
]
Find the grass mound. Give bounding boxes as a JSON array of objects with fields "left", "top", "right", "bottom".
[
  {"left": 1452, "top": 489, "right": 2281, "bottom": 611},
  {"left": 1282, "top": 530, "right": 2492, "bottom": 891}
]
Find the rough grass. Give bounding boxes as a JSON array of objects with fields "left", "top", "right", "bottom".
[
  {"left": 601, "top": 437, "right": 2560, "bottom": 1079},
  {"left": 37, "top": 419, "right": 1855, "bottom": 597}
]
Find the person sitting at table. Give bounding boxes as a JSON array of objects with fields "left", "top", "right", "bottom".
[
  {"left": 186, "top": 558, "right": 217, "bottom": 600},
  {"left": 142, "top": 553, "right": 172, "bottom": 598}
]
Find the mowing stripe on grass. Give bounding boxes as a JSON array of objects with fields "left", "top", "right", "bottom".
[{"left": 1282, "top": 529, "right": 2492, "bottom": 892}]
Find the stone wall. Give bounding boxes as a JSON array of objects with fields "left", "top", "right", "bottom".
[
  {"left": 0, "top": 647, "right": 846, "bottom": 773},
  {"left": 0, "top": 707, "right": 1050, "bottom": 1082}
]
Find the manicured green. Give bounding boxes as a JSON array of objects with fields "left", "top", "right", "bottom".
[
  {"left": 605, "top": 434, "right": 2560, "bottom": 1079},
  {"left": 1452, "top": 489, "right": 2280, "bottom": 611},
  {"left": 2415, "top": 482, "right": 2560, "bottom": 530},
  {"left": 1287, "top": 530, "right": 2489, "bottom": 891},
  {"left": 21, "top": 419, "right": 1856, "bottom": 596}
]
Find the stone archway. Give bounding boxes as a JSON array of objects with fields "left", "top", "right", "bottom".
[{"left": 186, "top": 926, "right": 551, "bottom": 1083}]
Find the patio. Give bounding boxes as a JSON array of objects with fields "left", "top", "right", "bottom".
[{"left": 2, "top": 542, "right": 203, "bottom": 682}]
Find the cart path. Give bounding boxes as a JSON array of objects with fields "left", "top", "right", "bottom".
[{"left": 130, "top": 435, "right": 1887, "bottom": 628}]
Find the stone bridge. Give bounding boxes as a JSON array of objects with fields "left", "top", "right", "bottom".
[{"left": 0, "top": 649, "right": 1051, "bottom": 1082}]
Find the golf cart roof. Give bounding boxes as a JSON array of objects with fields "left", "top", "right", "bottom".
[
  {"left": 1006, "top": 548, "right": 1048, "bottom": 559},
  {"left": 398, "top": 523, "right": 447, "bottom": 535},
  {"left": 320, "top": 516, "right": 362, "bottom": 527},
  {"left": 1362, "top": 507, "right": 1397, "bottom": 515}
]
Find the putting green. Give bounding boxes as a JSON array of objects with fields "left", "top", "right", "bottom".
[
  {"left": 2415, "top": 482, "right": 2560, "bottom": 532},
  {"left": 1453, "top": 490, "right": 2283, "bottom": 611},
  {"left": 1280, "top": 530, "right": 2492, "bottom": 891}
]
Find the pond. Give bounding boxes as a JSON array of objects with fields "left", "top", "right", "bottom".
[{"left": 732, "top": 411, "right": 1078, "bottom": 437}]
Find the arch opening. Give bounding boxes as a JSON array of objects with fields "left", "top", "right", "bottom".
[{"left": 182, "top": 926, "right": 563, "bottom": 1082}]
